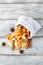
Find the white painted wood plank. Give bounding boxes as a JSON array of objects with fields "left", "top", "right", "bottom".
[
  {"left": 0, "top": 56, "right": 43, "bottom": 63},
  {"left": 0, "top": 0, "right": 43, "bottom": 3},
  {"left": 0, "top": 4, "right": 43, "bottom": 19},
  {"left": 0, "top": 37, "right": 43, "bottom": 55},
  {"left": 0, "top": 20, "right": 42, "bottom": 37},
  {"left": 0, "top": 56, "right": 43, "bottom": 65}
]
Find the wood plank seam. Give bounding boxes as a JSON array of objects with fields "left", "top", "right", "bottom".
[
  {"left": 0, "top": 18, "right": 43, "bottom": 20},
  {"left": 0, "top": 2, "right": 43, "bottom": 4},
  {"left": 0, "top": 54, "right": 42, "bottom": 56}
]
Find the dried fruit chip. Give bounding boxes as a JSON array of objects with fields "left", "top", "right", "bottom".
[
  {"left": 6, "top": 34, "right": 12, "bottom": 40},
  {"left": 26, "top": 39, "right": 32, "bottom": 48}
]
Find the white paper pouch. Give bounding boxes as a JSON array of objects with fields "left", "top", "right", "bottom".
[{"left": 15, "top": 15, "right": 41, "bottom": 39}]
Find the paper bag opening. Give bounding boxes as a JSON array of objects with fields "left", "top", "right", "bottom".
[{"left": 15, "top": 15, "right": 41, "bottom": 38}]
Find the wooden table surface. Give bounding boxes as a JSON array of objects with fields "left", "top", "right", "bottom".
[{"left": 0, "top": 0, "right": 43, "bottom": 65}]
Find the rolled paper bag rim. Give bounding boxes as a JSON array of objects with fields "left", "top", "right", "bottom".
[{"left": 15, "top": 15, "right": 41, "bottom": 38}]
